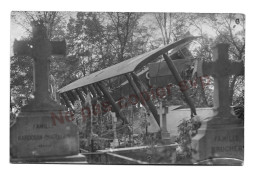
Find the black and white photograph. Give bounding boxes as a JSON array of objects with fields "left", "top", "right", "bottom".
[{"left": 9, "top": 11, "right": 245, "bottom": 165}]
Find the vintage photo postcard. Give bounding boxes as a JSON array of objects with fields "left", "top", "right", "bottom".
[{"left": 10, "top": 12, "right": 244, "bottom": 165}]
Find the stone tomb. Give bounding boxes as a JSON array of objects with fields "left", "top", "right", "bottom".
[
  {"left": 166, "top": 107, "right": 215, "bottom": 140},
  {"left": 10, "top": 21, "right": 85, "bottom": 163},
  {"left": 191, "top": 44, "right": 244, "bottom": 164}
]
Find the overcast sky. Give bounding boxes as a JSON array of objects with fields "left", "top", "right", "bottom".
[{"left": 10, "top": 12, "right": 243, "bottom": 56}]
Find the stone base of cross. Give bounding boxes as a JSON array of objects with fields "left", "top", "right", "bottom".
[
  {"left": 21, "top": 95, "right": 66, "bottom": 112},
  {"left": 110, "top": 139, "right": 119, "bottom": 148},
  {"left": 192, "top": 115, "right": 244, "bottom": 163}
]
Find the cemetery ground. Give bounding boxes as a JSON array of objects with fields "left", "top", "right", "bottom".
[{"left": 10, "top": 12, "right": 244, "bottom": 165}]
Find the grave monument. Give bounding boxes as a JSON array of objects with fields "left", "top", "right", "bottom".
[
  {"left": 158, "top": 100, "right": 171, "bottom": 144},
  {"left": 191, "top": 43, "right": 244, "bottom": 164},
  {"left": 10, "top": 20, "right": 86, "bottom": 163}
]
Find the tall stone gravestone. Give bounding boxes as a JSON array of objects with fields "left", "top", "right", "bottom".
[
  {"left": 11, "top": 21, "right": 85, "bottom": 163},
  {"left": 191, "top": 44, "right": 244, "bottom": 164},
  {"left": 110, "top": 112, "right": 119, "bottom": 148}
]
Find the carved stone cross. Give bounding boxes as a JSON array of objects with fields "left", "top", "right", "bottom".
[
  {"left": 13, "top": 20, "right": 66, "bottom": 111},
  {"left": 201, "top": 44, "right": 244, "bottom": 118}
]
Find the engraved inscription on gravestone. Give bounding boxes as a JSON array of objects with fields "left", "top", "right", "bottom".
[
  {"left": 212, "top": 133, "right": 244, "bottom": 157},
  {"left": 11, "top": 112, "right": 79, "bottom": 158}
]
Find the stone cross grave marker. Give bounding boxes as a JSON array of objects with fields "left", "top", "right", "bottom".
[
  {"left": 110, "top": 112, "right": 119, "bottom": 148},
  {"left": 158, "top": 100, "right": 171, "bottom": 144},
  {"left": 13, "top": 20, "right": 65, "bottom": 111},
  {"left": 191, "top": 43, "right": 244, "bottom": 163},
  {"left": 11, "top": 20, "right": 85, "bottom": 162}
]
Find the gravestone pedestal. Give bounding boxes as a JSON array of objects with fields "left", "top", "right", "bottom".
[
  {"left": 111, "top": 139, "right": 119, "bottom": 148},
  {"left": 192, "top": 115, "right": 244, "bottom": 162},
  {"left": 11, "top": 110, "right": 86, "bottom": 163}
]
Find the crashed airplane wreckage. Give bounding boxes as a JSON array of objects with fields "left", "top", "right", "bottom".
[{"left": 58, "top": 36, "right": 200, "bottom": 129}]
